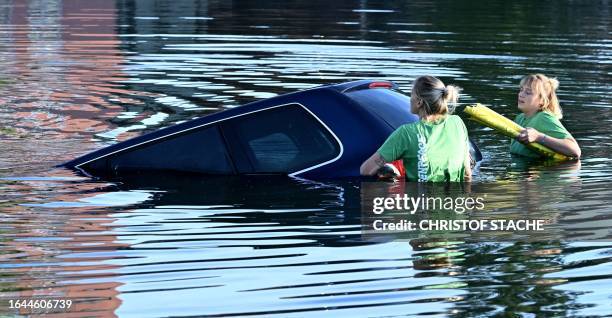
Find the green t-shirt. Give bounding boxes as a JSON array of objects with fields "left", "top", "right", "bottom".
[
  {"left": 510, "top": 111, "right": 573, "bottom": 158},
  {"left": 377, "top": 115, "right": 469, "bottom": 182}
]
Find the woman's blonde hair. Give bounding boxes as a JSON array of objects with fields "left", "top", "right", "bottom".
[
  {"left": 519, "top": 74, "right": 562, "bottom": 119},
  {"left": 412, "top": 75, "right": 461, "bottom": 116}
]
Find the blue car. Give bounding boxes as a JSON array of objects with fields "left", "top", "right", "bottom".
[{"left": 62, "top": 80, "right": 481, "bottom": 179}]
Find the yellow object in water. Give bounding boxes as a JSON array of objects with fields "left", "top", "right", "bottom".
[{"left": 463, "top": 104, "right": 570, "bottom": 161}]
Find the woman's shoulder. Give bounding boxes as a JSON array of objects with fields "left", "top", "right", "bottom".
[
  {"left": 399, "top": 121, "right": 419, "bottom": 130},
  {"left": 448, "top": 114, "right": 465, "bottom": 122},
  {"left": 447, "top": 114, "right": 467, "bottom": 128},
  {"left": 533, "top": 111, "right": 563, "bottom": 125},
  {"left": 532, "top": 111, "right": 572, "bottom": 138},
  {"left": 536, "top": 110, "right": 560, "bottom": 120},
  {"left": 392, "top": 122, "right": 419, "bottom": 136}
]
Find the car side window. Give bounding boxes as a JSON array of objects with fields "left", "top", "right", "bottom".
[
  {"left": 103, "top": 125, "right": 233, "bottom": 174},
  {"left": 228, "top": 104, "right": 340, "bottom": 173}
]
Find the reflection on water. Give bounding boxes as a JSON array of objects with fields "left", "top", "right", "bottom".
[
  {"left": 2, "top": 173, "right": 611, "bottom": 316},
  {"left": 1, "top": 0, "right": 611, "bottom": 316}
]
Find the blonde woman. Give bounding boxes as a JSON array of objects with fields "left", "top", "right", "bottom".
[
  {"left": 512, "top": 74, "right": 581, "bottom": 158},
  {"left": 360, "top": 76, "right": 471, "bottom": 182}
]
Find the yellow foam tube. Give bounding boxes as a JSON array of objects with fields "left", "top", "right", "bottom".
[{"left": 464, "top": 104, "right": 570, "bottom": 161}]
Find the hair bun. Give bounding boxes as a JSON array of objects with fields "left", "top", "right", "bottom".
[
  {"left": 412, "top": 75, "right": 461, "bottom": 116},
  {"left": 549, "top": 77, "right": 559, "bottom": 91}
]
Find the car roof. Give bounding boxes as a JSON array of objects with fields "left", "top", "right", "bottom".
[{"left": 62, "top": 80, "right": 406, "bottom": 172}]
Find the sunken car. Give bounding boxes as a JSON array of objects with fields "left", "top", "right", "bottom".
[{"left": 62, "top": 80, "right": 481, "bottom": 179}]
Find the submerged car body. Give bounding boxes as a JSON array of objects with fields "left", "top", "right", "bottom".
[{"left": 63, "top": 80, "right": 481, "bottom": 179}]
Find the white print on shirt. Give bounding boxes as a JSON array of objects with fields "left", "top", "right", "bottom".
[{"left": 417, "top": 133, "right": 428, "bottom": 182}]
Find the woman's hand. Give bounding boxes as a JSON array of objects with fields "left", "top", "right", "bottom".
[
  {"left": 516, "top": 128, "right": 581, "bottom": 158},
  {"left": 516, "top": 128, "right": 543, "bottom": 144}
]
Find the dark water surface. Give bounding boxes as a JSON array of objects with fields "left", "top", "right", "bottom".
[{"left": 1, "top": 0, "right": 611, "bottom": 317}]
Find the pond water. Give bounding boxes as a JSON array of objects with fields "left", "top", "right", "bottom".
[{"left": 1, "top": 0, "right": 611, "bottom": 316}]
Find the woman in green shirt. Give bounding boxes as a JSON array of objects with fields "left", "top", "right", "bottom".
[
  {"left": 511, "top": 74, "right": 581, "bottom": 158},
  {"left": 360, "top": 76, "right": 472, "bottom": 182}
]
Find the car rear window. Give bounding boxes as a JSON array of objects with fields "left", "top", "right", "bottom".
[{"left": 345, "top": 88, "right": 418, "bottom": 128}]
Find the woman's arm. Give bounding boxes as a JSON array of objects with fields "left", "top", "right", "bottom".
[
  {"left": 517, "top": 128, "right": 581, "bottom": 158},
  {"left": 464, "top": 152, "right": 472, "bottom": 182},
  {"left": 360, "top": 152, "right": 387, "bottom": 176}
]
